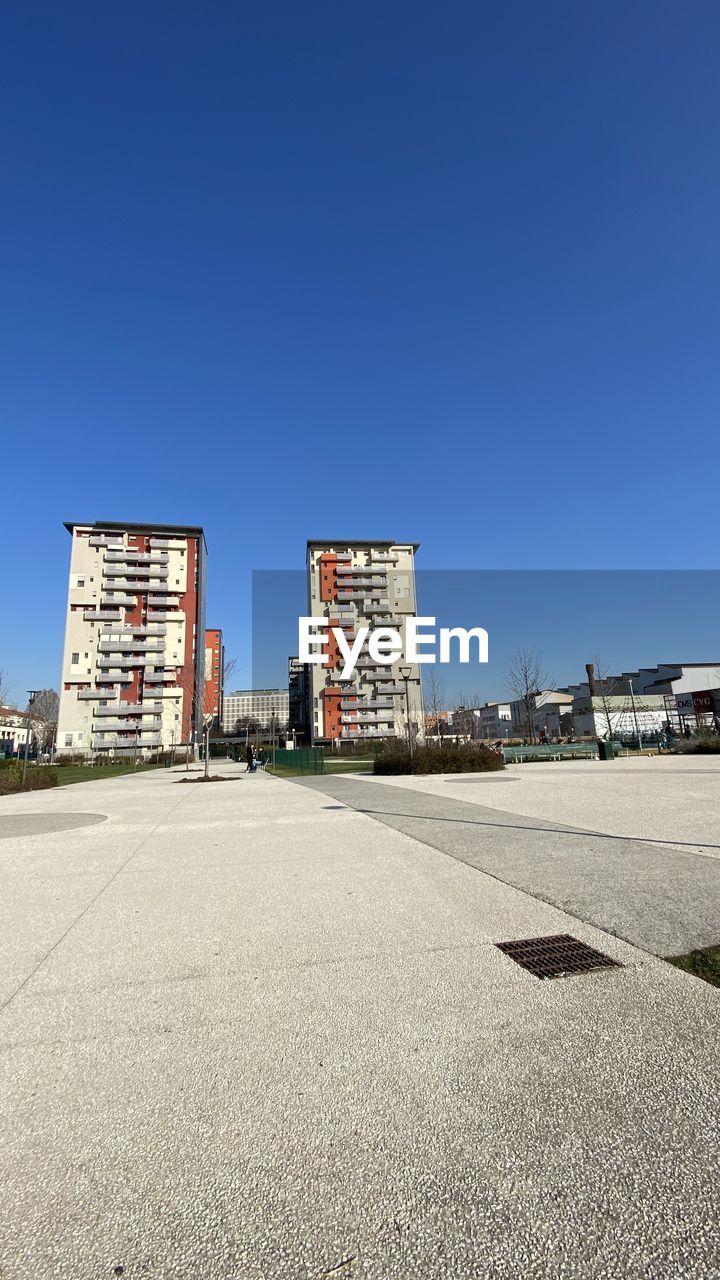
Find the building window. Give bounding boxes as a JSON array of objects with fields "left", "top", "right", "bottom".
[
  {"left": 65, "top": 734, "right": 73, "bottom": 747},
  {"left": 71, "top": 653, "right": 79, "bottom": 664}
]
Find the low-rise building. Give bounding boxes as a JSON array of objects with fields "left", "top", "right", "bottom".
[
  {"left": 572, "top": 693, "right": 667, "bottom": 740},
  {"left": 510, "top": 690, "right": 574, "bottom": 740},
  {"left": 222, "top": 689, "right": 289, "bottom": 733},
  {"left": 0, "top": 707, "right": 29, "bottom": 756},
  {"left": 477, "top": 702, "right": 513, "bottom": 739}
]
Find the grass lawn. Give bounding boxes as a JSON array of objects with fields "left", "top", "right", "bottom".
[
  {"left": 55, "top": 763, "right": 162, "bottom": 787},
  {"left": 667, "top": 945, "right": 720, "bottom": 990}
]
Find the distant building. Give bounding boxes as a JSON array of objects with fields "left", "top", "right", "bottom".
[
  {"left": 204, "top": 629, "right": 225, "bottom": 727},
  {"left": 621, "top": 663, "right": 720, "bottom": 729},
  {"left": 573, "top": 693, "right": 667, "bottom": 740},
  {"left": 288, "top": 658, "right": 310, "bottom": 743},
  {"left": 222, "top": 689, "right": 289, "bottom": 733},
  {"left": 510, "top": 690, "right": 574, "bottom": 740},
  {"left": 477, "top": 702, "right": 513, "bottom": 739},
  {"left": 0, "top": 707, "right": 29, "bottom": 756},
  {"left": 56, "top": 521, "right": 207, "bottom": 758},
  {"left": 306, "top": 540, "right": 423, "bottom": 744},
  {"left": 570, "top": 662, "right": 720, "bottom": 733},
  {"left": 425, "top": 710, "right": 451, "bottom": 735}
]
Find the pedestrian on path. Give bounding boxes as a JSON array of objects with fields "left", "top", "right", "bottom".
[{"left": 246, "top": 744, "right": 255, "bottom": 772}]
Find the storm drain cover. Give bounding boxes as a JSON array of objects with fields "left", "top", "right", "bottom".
[{"left": 496, "top": 934, "right": 621, "bottom": 980}]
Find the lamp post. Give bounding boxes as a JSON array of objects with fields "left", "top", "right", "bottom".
[
  {"left": 21, "top": 691, "right": 38, "bottom": 787},
  {"left": 399, "top": 666, "right": 414, "bottom": 764}
]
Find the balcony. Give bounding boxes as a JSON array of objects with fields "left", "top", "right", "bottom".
[
  {"left": 341, "top": 699, "right": 393, "bottom": 711},
  {"left": 363, "top": 600, "right": 391, "bottom": 613},
  {"left": 143, "top": 670, "right": 178, "bottom": 683},
  {"left": 100, "top": 625, "right": 167, "bottom": 638},
  {"left": 89, "top": 669, "right": 132, "bottom": 683},
  {"left": 340, "top": 727, "right": 388, "bottom": 739},
  {"left": 376, "top": 683, "right": 405, "bottom": 695},
  {"left": 100, "top": 595, "right": 136, "bottom": 607},
  {"left": 97, "top": 639, "right": 165, "bottom": 653},
  {"left": 147, "top": 594, "right": 180, "bottom": 606},
  {"left": 103, "top": 564, "right": 169, "bottom": 580},
  {"left": 94, "top": 702, "right": 163, "bottom": 716},
  {"left": 83, "top": 609, "right": 123, "bottom": 622},
  {"left": 96, "top": 656, "right": 156, "bottom": 669},
  {"left": 89, "top": 535, "right": 124, "bottom": 548},
  {"left": 370, "top": 552, "right": 400, "bottom": 563},
  {"left": 92, "top": 735, "right": 163, "bottom": 750},
  {"left": 105, "top": 550, "right": 169, "bottom": 565},
  {"left": 93, "top": 718, "right": 163, "bottom": 733},
  {"left": 78, "top": 688, "right": 117, "bottom": 700}
]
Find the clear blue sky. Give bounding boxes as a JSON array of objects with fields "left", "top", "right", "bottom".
[{"left": 2, "top": 2, "right": 719, "bottom": 703}]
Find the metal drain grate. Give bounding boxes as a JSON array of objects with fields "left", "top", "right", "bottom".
[{"left": 496, "top": 934, "right": 621, "bottom": 980}]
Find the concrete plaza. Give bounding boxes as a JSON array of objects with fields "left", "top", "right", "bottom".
[{"left": 1, "top": 757, "right": 719, "bottom": 1279}]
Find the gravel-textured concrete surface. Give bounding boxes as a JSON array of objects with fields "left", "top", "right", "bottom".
[
  {"left": 362, "top": 755, "right": 720, "bottom": 854},
  {"left": 296, "top": 771, "right": 720, "bottom": 954},
  {"left": 1, "top": 763, "right": 719, "bottom": 1279}
]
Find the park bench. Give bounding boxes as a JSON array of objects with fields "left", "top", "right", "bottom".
[{"left": 501, "top": 743, "right": 603, "bottom": 764}]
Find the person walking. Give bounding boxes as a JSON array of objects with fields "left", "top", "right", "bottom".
[{"left": 245, "top": 744, "right": 254, "bottom": 772}]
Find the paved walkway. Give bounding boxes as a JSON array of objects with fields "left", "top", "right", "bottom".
[
  {"left": 1, "top": 763, "right": 719, "bottom": 1279},
  {"left": 294, "top": 765, "right": 720, "bottom": 954}
]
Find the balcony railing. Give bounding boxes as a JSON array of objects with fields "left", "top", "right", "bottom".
[
  {"left": 100, "top": 625, "right": 167, "bottom": 638},
  {"left": 97, "top": 639, "right": 165, "bottom": 652},
  {"left": 96, "top": 656, "right": 156, "bottom": 668},
  {"left": 103, "top": 565, "right": 169, "bottom": 580},
  {"left": 78, "top": 688, "right": 117, "bottom": 700},
  {"left": 105, "top": 551, "right": 169, "bottom": 565},
  {"left": 89, "top": 535, "right": 124, "bottom": 548},
  {"left": 143, "top": 670, "right": 178, "bottom": 683},
  {"left": 92, "top": 735, "right": 163, "bottom": 750},
  {"left": 94, "top": 702, "right": 163, "bottom": 716},
  {"left": 93, "top": 719, "right": 163, "bottom": 733},
  {"left": 147, "top": 595, "right": 180, "bottom": 606},
  {"left": 83, "top": 610, "right": 123, "bottom": 621}
]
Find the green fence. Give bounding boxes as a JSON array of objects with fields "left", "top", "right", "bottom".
[{"left": 269, "top": 747, "right": 325, "bottom": 773}]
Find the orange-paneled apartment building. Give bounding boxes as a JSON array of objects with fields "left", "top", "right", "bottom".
[
  {"left": 306, "top": 539, "right": 424, "bottom": 744},
  {"left": 56, "top": 521, "right": 208, "bottom": 758},
  {"left": 204, "top": 627, "right": 225, "bottom": 728}
]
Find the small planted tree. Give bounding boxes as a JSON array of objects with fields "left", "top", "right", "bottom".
[{"left": 505, "top": 649, "right": 551, "bottom": 744}]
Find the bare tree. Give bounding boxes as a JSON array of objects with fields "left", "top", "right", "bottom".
[
  {"left": 505, "top": 649, "right": 551, "bottom": 744},
  {"left": 0, "top": 670, "right": 11, "bottom": 709},
  {"left": 223, "top": 656, "right": 238, "bottom": 687},
  {"left": 27, "top": 689, "right": 59, "bottom": 752},
  {"left": 423, "top": 667, "right": 447, "bottom": 745},
  {"left": 587, "top": 657, "right": 624, "bottom": 740}
]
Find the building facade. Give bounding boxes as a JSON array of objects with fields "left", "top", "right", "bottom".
[
  {"left": 204, "top": 629, "right": 225, "bottom": 727},
  {"left": 56, "top": 521, "right": 207, "bottom": 758},
  {"left": 222, "top": 689, "right": 290, "bottom": 733},
  {"left": 306, "top": 540, "right": 423, "bottom": 744},
  {"left": 477, "top": 701, "right": 513, "bottom": 739},
  {"left": 510, "top": 690, "right": 574, "bottom": 739},
  {"left": 288, "top": 657, "right": 310, "bottom": 743},
  {"left": 0, "top": 708, "right": 30, "bottom": 757}
]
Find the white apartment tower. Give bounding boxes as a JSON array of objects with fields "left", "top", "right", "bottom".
[
  {"left": 57, "top": 521, "right": 207, "bottom": 758},
  {"left": 306, "top": 540, "right": 424, "bottom": 745}
]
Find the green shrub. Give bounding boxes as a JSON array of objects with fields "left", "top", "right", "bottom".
[
  {"left": 0, "top": 766, "right": 58, "bottom": 795},
  {"left": 374, "top": 742, "right": 504, "bottom": 775}
]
